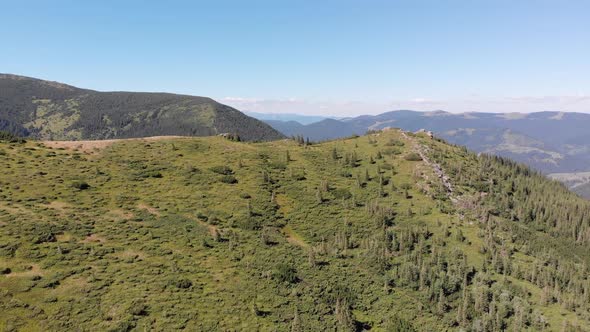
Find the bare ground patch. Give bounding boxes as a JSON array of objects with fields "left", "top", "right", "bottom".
[
  {"left": 55, "top": 276, "right": 90, "bottom": 295},
  {"left": 137, "top": 203, "right": 160, "bottom": 216},
  {"left": 42, "top": 140, "right": 117, "bottom": 153},
  {"left": 116, "top": 249, "right": 146, "bottom": 260},
  {"left": 42, "top": 201, "right": 72, "bottom": 214},
  {"left": 41, "top": 136, "right": 190, "bottom": 153},
  {"left": 107, "top": 208, "right": 135, "bottom": 220},
  {"left": 5, "top": 263, "right": 44, "bottom": 278},
  {"left": 184, "top": 214, "right": 219, "bottom": 237},
  {"left": 282, "top": 225, "right": 308, "bottom": 248},
  {"left": 56, "top": 232, "right": 72, "bottom": 242},
  {"left": 81, "top": 234, "right": 106, "bottom": 243},
  {"left": 0, "top": 202, "right": 32, "bottom": 216}
]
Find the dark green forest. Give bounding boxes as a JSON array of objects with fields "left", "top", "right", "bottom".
[{"left": 0, "top": 74, "right": 283, "bottom": 141}]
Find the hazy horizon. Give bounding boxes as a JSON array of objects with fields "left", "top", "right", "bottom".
[
  {"left": 4, "top": 71, "right": 588, "bottom": 117},
  {"left": 225, "top": 97, "right": 590, "bottom": 117}
]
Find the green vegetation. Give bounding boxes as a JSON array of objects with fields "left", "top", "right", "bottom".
[
  {"left": 70, "top": 180, "right": 90, "bottom": 190},
  {"left": 0, "top": 130, "right": 25, "bottom": 143},
  {"left": 0, "top": 130, "right": 589, "bottom": 331},
  {"left": 0, "top": 74, "right": 283, "bottom": 141},
  {"left": 404, "top": 152, "right": 423, "bottom": 161}
]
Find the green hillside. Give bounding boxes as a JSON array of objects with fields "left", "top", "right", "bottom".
[
  {"left": 1, "top": 130, "right": 589, "bottom": 331},
  {"left": 0, "top": 74, "right": 283, "bottom": 141}
]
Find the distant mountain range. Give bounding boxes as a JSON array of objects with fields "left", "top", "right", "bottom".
[
  {"left": 243, "top": 111, "right": 331, "bottom": 125},
  {"left": 253, "top": 110, "right": 590, "bottom": 198},
  {"left": 0, "top": 74, "right": 283, "bottom": 141}
]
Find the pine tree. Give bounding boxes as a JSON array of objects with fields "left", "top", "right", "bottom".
[
  {"left": 335, "top": 298, "right": 355, "bottom": 331},
  {"left": 308, "top": 248, "right": 317, "bottom": 267},
  {"left": 356, "top": 173, "right": 363, "bottom": 188},
  {"left": 332, "top": 147, "right": 338, "bottom": 160},
  {"left": 291, "top": 307, "right": 302, "bottom": 332}
]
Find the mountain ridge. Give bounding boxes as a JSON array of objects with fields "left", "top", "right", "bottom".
[
  {"left": 0, "top": 74, "right": 284, "bottom": 141},
  {"left": 259, "top": 110, "right": 590, "bottom": 197}
]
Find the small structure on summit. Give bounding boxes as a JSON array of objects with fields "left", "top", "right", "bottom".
[{"left": 415, "top": 129, "right": 434, "bottom": 139}]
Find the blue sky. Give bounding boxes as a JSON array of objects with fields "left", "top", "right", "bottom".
[{"left": 1, "top": 0, "right": 589, "bottom": 115}]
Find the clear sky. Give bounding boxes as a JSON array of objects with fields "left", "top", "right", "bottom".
[{"left": 2, "top": 0, "right": 589, "bottom": 115}]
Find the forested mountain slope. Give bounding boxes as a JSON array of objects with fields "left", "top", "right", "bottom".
[
  {"left": 0, "top": 74, "right": 283, "bottom": 141},
  {"left": 1, "top": 130, "right": 589, "bottom": 331}
]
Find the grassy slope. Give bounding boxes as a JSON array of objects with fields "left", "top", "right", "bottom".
[{"left": 0, "top": 130, "right": 588, "bottom": 331}]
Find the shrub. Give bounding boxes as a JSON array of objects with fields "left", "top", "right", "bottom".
[
  {"left": 333, "top": 188, "right": 352, "bottom": 200},
  {"left": 127, "top": 301, "right": 149, "bottom": 316},
  {"left": 171, "top": 278, "right": 192, "bottom": 289},
  {"left": 141, "top": 170, "right": 163, "bottom": 178},
  {"left": 382, "top": 148, "right": 402, "bottom": 156},
  {"left": 43, "top": 296, "right": 58, "bottom": 303},
  {"left": 0, "top": 131, "right": 25, "bottom": 143},
  {"left": 34, "top": 232, "right": 57, "bottom": 244},
  {"left": 236, "top": 217, "right": 261, "bottom": 230},
  {"left": 0, "top": 243, "right": 19, "bottom": 257},
  {"left": 380, "top": 163, "right": 393, "bottom": 170},
  {"left": 291, "top": 170, "right": 306, "bottom": 181},
  {"left": 37, "top": 277, "right": 61, "bottom": 289},
  {"left": 208, "top": 214, "right": 221, "bottom": 225},
  {"left": 71, "top": 181, "right": 90, "bottom": 190},
  {"left": 385, "top": 315, "right": 416, "bottom": 332},
  {"left": 210, "top": 165, "right": 233, "bottom": 175},
  {"left": 273, "top": 263, "right": 298, "bottom": 284},
  {"left": 185, "top": 165, "right": 201, "bottom": 174},
  {"left": 404, "top": 153, "right": 422, "bottom": 161},
  {"left": 268, "top": 161, "right": 287, "bottom": 170},
  {"left": 385, "top": 139, "right": 405, "bottom": 147},
  {"left": 196, "top": 212, "right": 208, "bottom": 221},
  {"left": 220, "top": 175, "right": 238, "bottom": 184}
]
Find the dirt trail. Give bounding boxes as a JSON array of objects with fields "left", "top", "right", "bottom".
[
  {"left": 283, "top": 225, "right": 308, "bottom": 248},
  {"left": 199, "top": 220, "right": 219, "bottom": 237},
  {"left": 183, "top": 213, "right": 219, "bottom": 237},
  {"left": 401, "top": 131, "right": 454, "bottom": 196}
]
